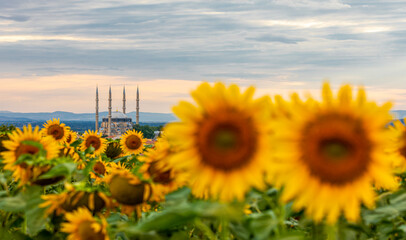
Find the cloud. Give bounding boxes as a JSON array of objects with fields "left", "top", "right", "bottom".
[
  {"left": 324, "top": 33, "right": 362, "bottom": 40},
  {"left": 248, "top": 34, "right": 306, "bottom": 44},
  {"left": 0, "top": 15, "right": 29, "bottom": 22},
  {"left": 0, "top": 74, "right": 203, "bottom": 113},
  {"left": 272, "top": 0, "right": 351, "bottom": 9},
  {"left": 0, "top": 0, "right": 406, "bottom": 111}
]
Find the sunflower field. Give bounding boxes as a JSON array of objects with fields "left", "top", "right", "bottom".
[{"left": 2, "top": 82, "right": 406, "bottom": 240}]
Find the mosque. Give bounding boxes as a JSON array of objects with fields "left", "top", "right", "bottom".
[{"left": 95, "top": 86, "right": 140, "bottom": 138}]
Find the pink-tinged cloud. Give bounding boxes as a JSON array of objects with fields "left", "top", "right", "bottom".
[
  {"left": 0, "top": 74, "right": 202, "bottom": 113},
  {"left": 1, "top": 75, "right": 406, "bottom": 114}
]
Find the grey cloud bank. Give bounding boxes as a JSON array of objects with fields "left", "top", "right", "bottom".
[{"left": 1, "top": 0, "right": 406, "bottom": 111}]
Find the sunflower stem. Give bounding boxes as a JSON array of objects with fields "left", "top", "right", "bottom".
[
  {"left": 220, "top": 218, "right": 230, "bottom": 240},
  {"left": 325, "top": 223, "right": 337, "bottom": 240},
  {"left": 194, "top": 218, "right": 218, "bottom": 240},
  {"left": 311, "top": 222, "right": 325, "bottom": 240},
  {"left": 337, "top": 218, "right": 345, "bottom": 240},
  {"left": 278, "top": 202, "right": 287, "bottom": 235}
]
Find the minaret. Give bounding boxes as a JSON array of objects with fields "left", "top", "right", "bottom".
[
  {"left": 95, "top": 85, "right": 99, "bottom": 131},
  {"left": 108, "top": 86, "right": 112, "bottom": 136},
  {"left": 136, "top": 85, "right": 140, "bottom": 125},
  {"left": 123, "top": 85, "right": 126, "bottom": 114}
]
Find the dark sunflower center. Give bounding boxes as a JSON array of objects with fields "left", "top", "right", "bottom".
[
  {"left": 93, "top": 162, "right": 106, "bottom": 175},
  {"left": 148, "top": 162, "right": 172, "bottom": 184},
  {"left": 125, "top": 135, "right": 142, "bottom": 150},
  {"left": 85, "top": 136, "right": 101, "bottom": 150},
  {"left": 400, "top": 132, "right": 406, "bottom": 159},
  {"left": 196, "top": 109, "right": 257, "bottom": 171},
  {"left": 15, "top": 144, "right": 40, "bottom": 159},
  {"left": 320, "top": 139, "right": 353, "bottom": 161},
  {"left": 213, "top": 129, "right": 238, "bottom": 151},
  {"left": 105, "top": 142, "right": 122, "bottom": 159},
  {"left": 400, "top": 146, "right": 406, "bottom": 159},
  {"left": 47, "top": 124, "right": 64, "bottom": 140},
  {"left": 78, "top": 220, "right": 105, "bottom": 240},
  {"left": 301, "top": 113, "right": 372, "bottom": 185}
]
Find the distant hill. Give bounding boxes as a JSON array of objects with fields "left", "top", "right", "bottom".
[
  {"left": 1, "top": 110, "right": 405, "bottom": 123},
  {"left": 0, "top": 115, "right": 33, "bottom": 122},
  {"left": 0, "top": 111, "right": 176, "bottom": 122},
  {"left": 0, "top": 121, "right": 166, "bottom": 133}
]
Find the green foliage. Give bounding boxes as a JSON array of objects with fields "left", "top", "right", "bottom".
[
  {"left": 133, "top": 124, "right": 163, "bottom": 139},
  {"left": 3, "top": 123, "right": 406, "bottom": 240},
  {"left": 0, "top": 124, "right": 16, "bottom": 133},
  {"left": 0, "top": 186, "right": 46, "bottom": 236},
  {"left": 0, "top": 124, "right": 16, "bottom": 152}
]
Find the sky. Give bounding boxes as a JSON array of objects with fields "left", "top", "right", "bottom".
[{"left": 1, "top": 0, "right": 406, "bottom": 113}]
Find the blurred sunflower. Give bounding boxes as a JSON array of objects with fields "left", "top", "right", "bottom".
[
  {"left": 120, "top": 130, "right": 146, "bottom": 155},
  {"left": 64, "top": 130, "right": 78, "bottom": 146},
  {"left": 121, "top": 202, "right": 151, "bottom": 217},
  {"left": 164, "top": 82, "right": 272, "bottom": 201},
  {"left": 62, "top": 130, "right": 83, "bottom": 167},
  {"left": 80, "top": 130, "right": 107, "bottom": 157},
  {"left": 41, "top": 118, "right": 69, "bottom": 144},
  {"left": 139, "top": 161, "right": 184, "bottom": 202},
  {"left": 105, "top": 167, "right": 151, "bottom": 206},
  {"left": 387, "top": 119, "right": 406, "bottom": 171},
  {"left": 271, "top": 82, "right": 398, "bottom": 223},
  {"left": 105, "top": 141, "right": 123, "bottom": 159},
  {"left": 1, "top": 125, "right": 59, "bottom": 185},
  {"left": 40, "top": 191, "right": 69, "bottom": 216},
  {"left": 90, "top": 159, "right": 108, "bottom": 183},
  {"left": 139, "top": 138, "right": 186, "bottom": 201},
  {"left": 106, "top": 161, "right": 127, "bottom": 171},
  {"left": 40, "top": 184, "right": 110, "bottom": 216},
  {"left": 61, "top": 208, "right": 109, "bottom": 240}
]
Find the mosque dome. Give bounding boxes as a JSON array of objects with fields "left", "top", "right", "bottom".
[
  {"left": 110, "top": 111, "right": 130, "bottom": 119},
  {"left": 111, "top": 112, "right": 128, "bottom": 118},
  {"left": 102, "top": 111, "right": 132, "bottom": 123}
]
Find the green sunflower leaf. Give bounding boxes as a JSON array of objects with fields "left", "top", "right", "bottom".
[{"left": 37, "top": 162, "right": 76, "bottom": 179}]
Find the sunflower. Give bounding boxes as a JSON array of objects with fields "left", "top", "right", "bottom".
[
  {"left": 139, "top": 161, "right": 184, "bottom": 202},
  {"left": 90, "top": 159, "right": 108, "bottom": 183},
  {"left": 105, "top": 141, "right": 123, "bottom": 159},
  {"left": 1, "top": 125, "right": 59, "bottom": 185},
  {"left": 120, "top": 130, "right": 146, "bottom": 155},
  {"left": 63, "top": 129, "right": 78, "bottom": 156},
  {"left": 139, "top": 138, "right": 186, "bottom": 202},
  {"left": 270, "top": 82, "right": 398, "bottom": 223},
  {"left": 105, "top": 161, "right": 127, "bottom": 174},
  {"left": 61, "top": 207, "right": 109, "bottom": 240},
  {"left": 164, "top": 82, "right": 272, "bottom": 201},
  {"left": 40, "top": 184, "right": 110, "bottom": 216},
  {"left": 65, "top": 130, "right": 78, "bottom": 146},
  {"left": 40, "top": 191, "right": 70, "bottom": 216},
  {"left": 104, "top": 167, "right": 151, "bottom": 206},
  {"left": 80, "top": 130, "right": 107, "bottom": 157},
  {"left": 61, "top": 130, "right": 82, "bottom": 165},
  {"left": 41, "top": 118, "right": 69, "bottom": 144},
  {"left": 120, "top": 202, "right": 151, "bottom": 217},
  {"left": 387, "top": 119, "right": 406, "bottom": 171}
]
